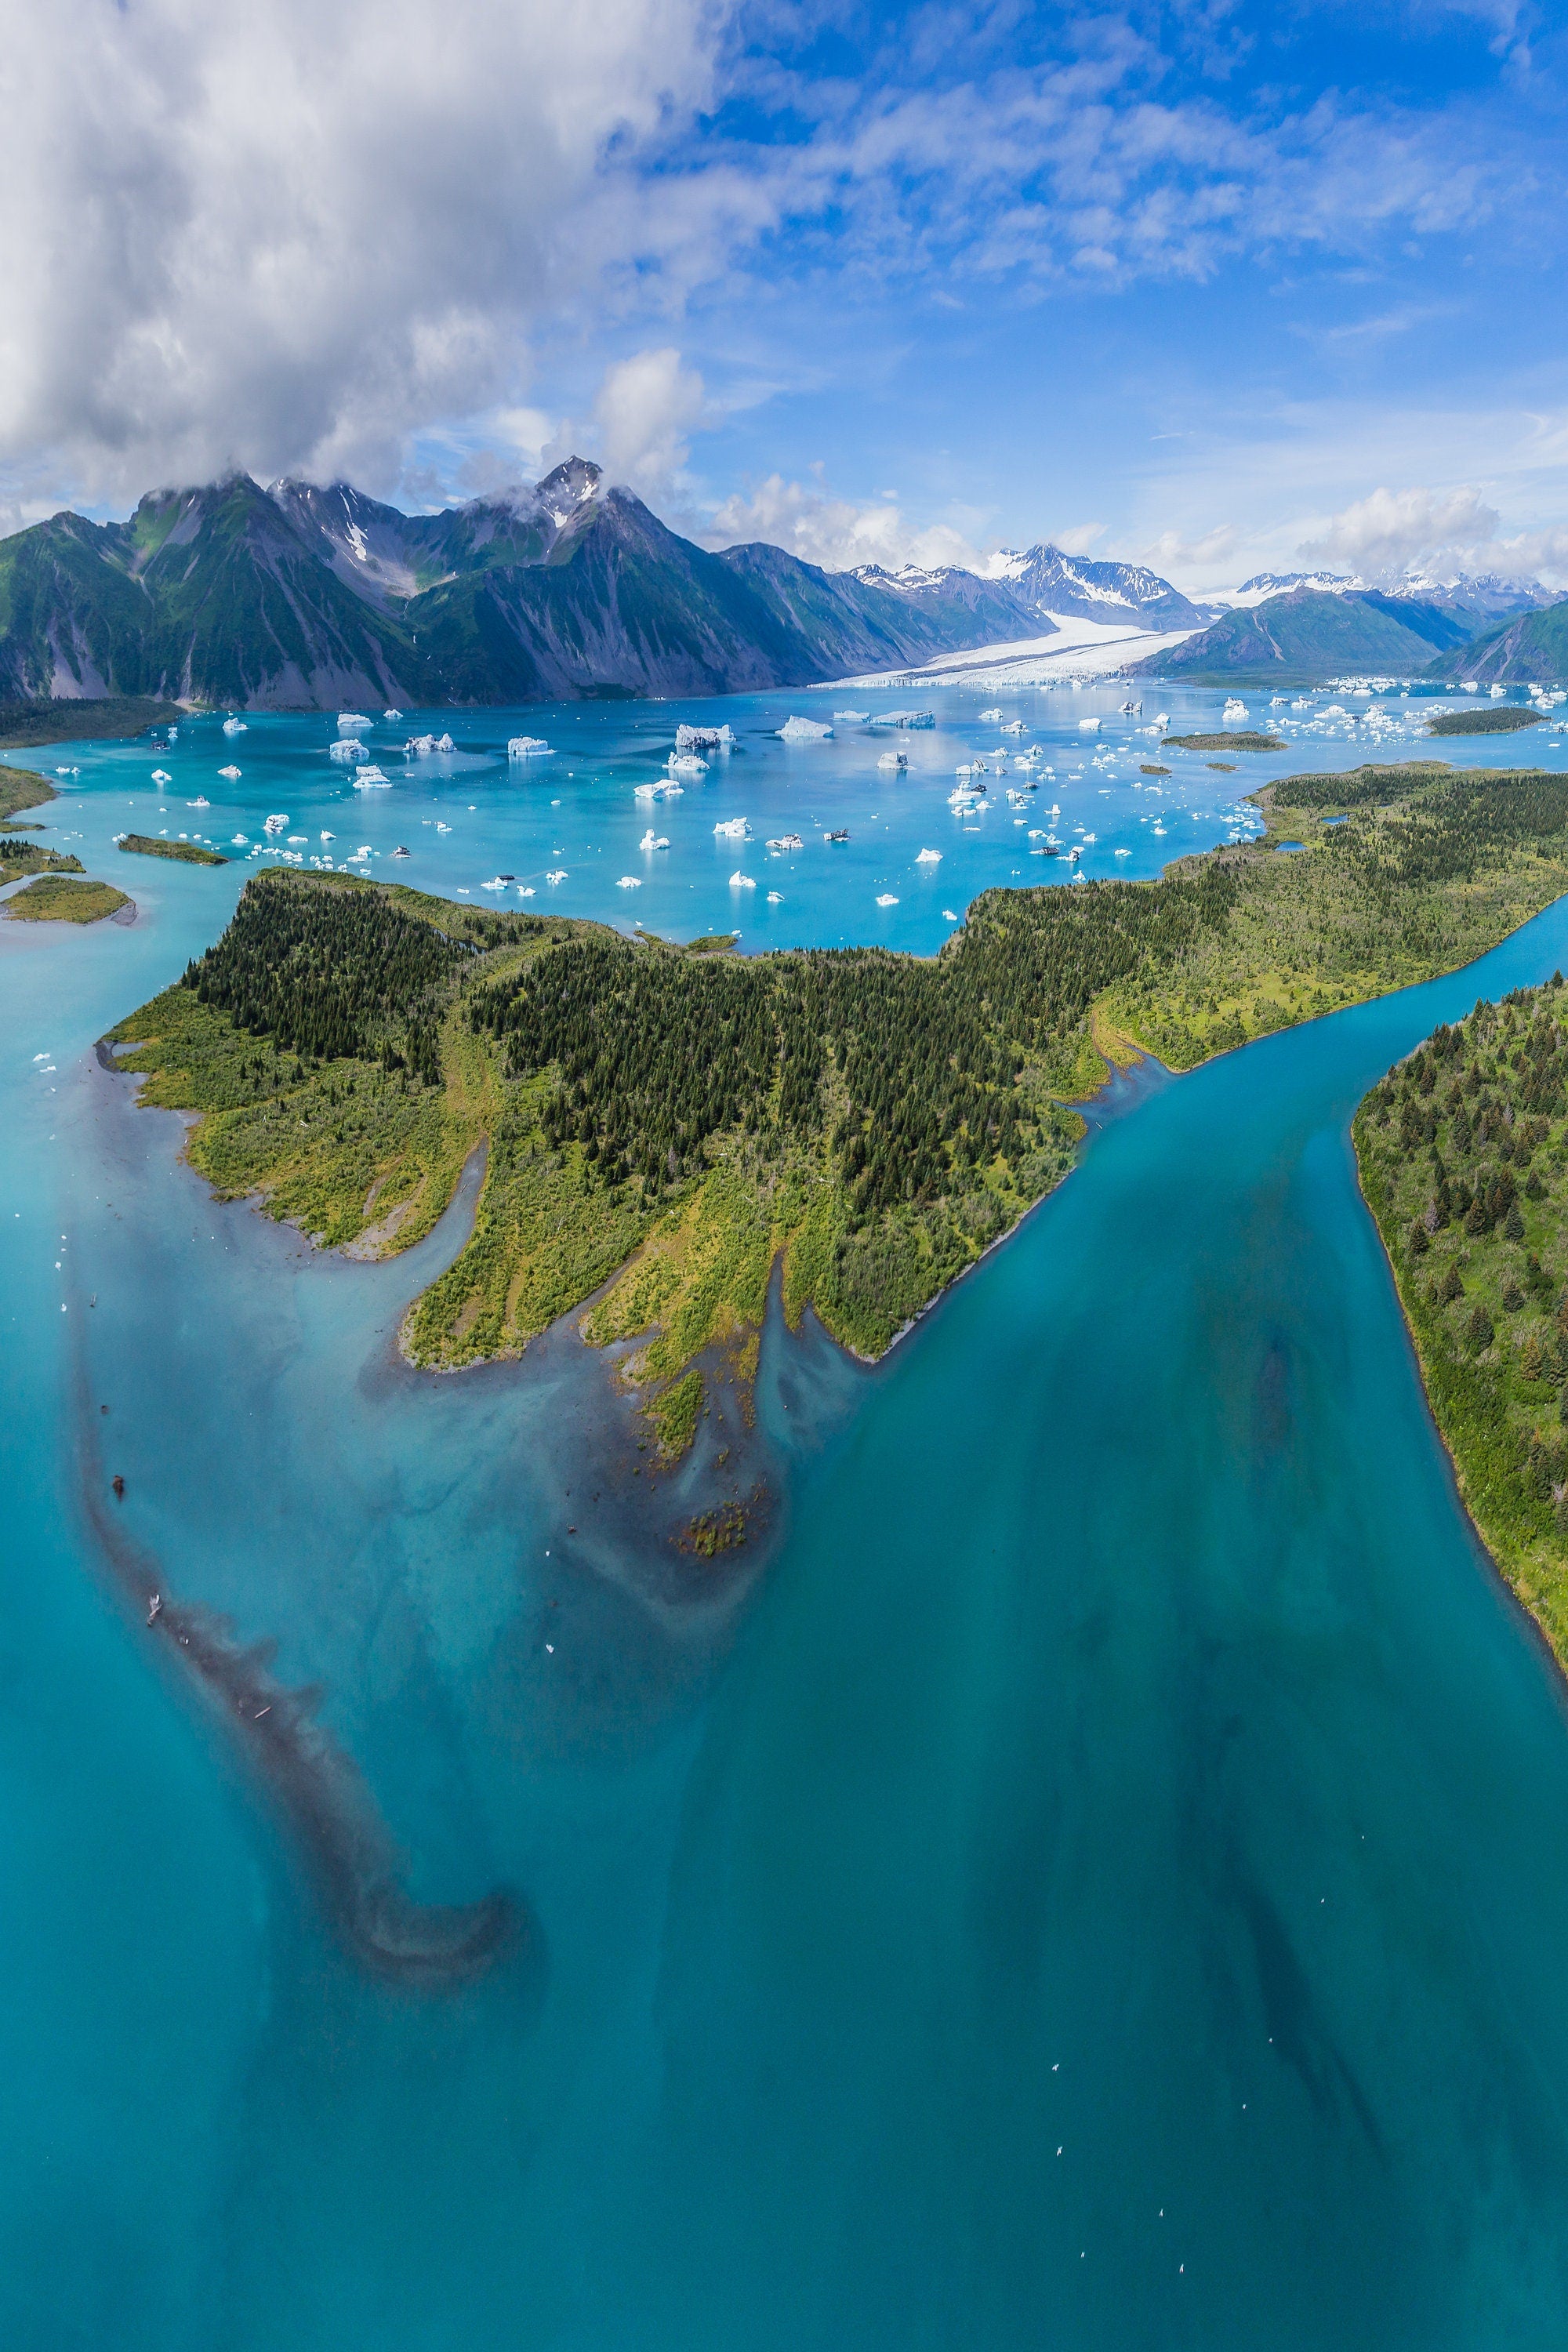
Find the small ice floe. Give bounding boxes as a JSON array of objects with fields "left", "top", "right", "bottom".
[
  {"left": 713, "top": 817, "right": 750, "bottom": 839},
  {"left": 766, "top": 833, "right": 804, "bottom": 851},
  {"left": 287, "top": 833, "right": 308, "bottom": 844},
  {"left": 833, "top": 710, "right": 869, "bottom": 721},
  {"left": 876, "top": 893, "right": 899, "bottom": 908},
  {"left": 508, "top": 736, "right": 551, "bottom": 759},
  {"left": 667, "top": 753, "right": 708, "bottom": 778},
  {"left": 546, "top": 869, "right": 568, "bottom": 884},
  {"left": 767, "top": 890, "right": 782, "bottom": 903},
  {"left": 877, "top": 750, "right": 908, "bottom": 769},
  {"left": 435, "top": 820, "right": 452, "bottom": 834},
  {"left": 481, "top": 876, "right": 509, "bottom": 891},
  {"left": 329, "top": 738, "right": 368, "bottom": 764},
  {"left": 868, "top": 710, "right": 934, "bottom": 729},
  {"left": 320, "top": 829, "right": 335, "bottom": 843},
  {"left": 1114, "top": 847, "right": 1131, "bottom": 858},
  {"left": 337, "top": 712, "right": 371, "bottom": 734},
  {"left": 352, "top": 766, "right": 391, "bottom": 789},
  {"left": 943, "top": 909, "right": 958, "bottom": 920},
  {"left": 1077, "top": 718, "right": 1100, "bottom": 734},
  {"left": 617, "top": 875, "right": 642, "bottom": 889},
  {"left": 191, "top": 795, "right": 210, "bottom": 808},
  {"left": 403, "top": 732, "right": 456, "bottom": 757},
  {"left": 1222, "top": 698, "right": 1249, "bottom": 721},
  {"left": 730, "top": 870, "right": 757, "bottom": 888},
  {"left": 978, "top": 708, "right": 1003, "bottom": 723},
  {"left": 383, "top": 708, "right": 403, "bottom": 720},
  {"left": 675, "top": 723, "right": 735, "bottom": 753},
  {"left": 638, "top": 829, "right": 670, "bottom": 851},
  {"left": 231, "top": 833, "right": 249, "bottom": 845},
  {"left": 915, "top": 848, "right": 942, "bottom": 864},
  {"left": 217, "top": 764, "right": 241, "bottom": 780},
  {"left": 263, "top": 813, "right": 289, "bottom": 835},
  {"left": 151, "top": 768, "right": 172, "bottom": 783},
  {"left": 222, "top": 716, "right": 247, "bottom": 736},
  {"left": 777, "top": 716, "right": 833, "bottom": 741},
  {"left": 1000, "top": 720, "right": 1025, "bottom": 735},
  {"left": 635, "top": 779, "right": 683, "bottom": 801},
  {"left": 517, "top": 884, "right": 535, "bottom": 896}
]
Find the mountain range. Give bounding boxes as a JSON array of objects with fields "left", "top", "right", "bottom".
[{"left": 2, "top": 459, "right": 1566, "bottom": 704}]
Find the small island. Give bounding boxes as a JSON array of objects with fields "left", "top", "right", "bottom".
[
  {"left": 118, "top": 833, "right": 228, "bottom": 866},
  {"left": 8, "top": 875, "right": 132, "bottom": 923},
  {"left": 1428, "top": 706, "right": 1544, "bottom": 736},
  {"left": 108, "top": 757, "right": 1568, "bottom": 1460},
  {"left": 1162, "top": 731, "right": 1288, "bottom": 752}
]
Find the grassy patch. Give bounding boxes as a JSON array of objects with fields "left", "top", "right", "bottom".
[
  {"left": 6, "top": 875, "right": 129, "bottom": 923},
  {"left": 118, "top": 833, "right": 227, "bottom": 866},
  {"left": 0, "top": 841, "right": 83, "bottom": 880},
  {"left": 0, "top": 764, "right": 56, "bottom": 819},
  {"left": 1163, "top": 732, "right": 1287, "bottom": 752},
  {"left": 646, "top": 1370, "right": 704, "bottom": 1458}
]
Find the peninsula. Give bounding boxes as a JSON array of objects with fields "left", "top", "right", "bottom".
[{"left": 109, "top": 759, "right": 1568, "bottom": 1454}]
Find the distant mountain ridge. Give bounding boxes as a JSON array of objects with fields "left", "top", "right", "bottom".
[
  {"left": 1131, "top": 586, "right": 1477, "bottom": 685},
  {"left": 0, "top": 462, "right": 1044, "bottom": 710}
]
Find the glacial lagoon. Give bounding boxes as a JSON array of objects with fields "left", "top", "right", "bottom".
[{"left": 6, "top": 681, "right": 1568, "bottom": 2347}]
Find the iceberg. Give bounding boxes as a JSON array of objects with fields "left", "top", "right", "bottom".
[
  {"left": 875, "top": 894, "right": 899, "bottom": 907},
  {"left": 617, "top": 876, "right": 642, "bottom": 889},
  {"left": 915, "top": 848, "right": 942, "bottom": 863},
  {"left": 713, "top": 818, "right": 750, "bottom": 839},
  {"left": 877, "top": 750, "right": 909, "bottom": 769},
  {"left": 1077, "top": 717, "right": 1100, "bottom": 733},
  {"left": 729, "top": 871, "right": 757, "bottom": 889},
  {"left": 352, "top": 767, "right": 391, "bottom": 789},
  {"left": 217, "top": 764, "right": 241, "bottom": 780},
  {"left": 151, "top": 768, "right": 172, "bottom": 783},
  {"left": 263, "top": 814, "right": 289, "bottom": 835},
  {"left": 639, "top": 829, "right": 671, "bottom": 851},
  {"left": 222, "top": 717, "right": 247, "bottom": 737},
  {"left": 329, "top": 737, "right": 368, "bottom": 763},
  {"left": 1000, "top": 720, "right": 1025, "bottom": 735},
  {"left": 337, "top": 712, "right": 371, "bottom": 734},
  {"left": 978, "top": 708, "right": 1003, "bottom": 723},
  {"left": 833, "top": 709, "right": 869, "bottom": 721},
  {"left": 230, "top": 833, "right": 249, "bottom": 846},
  {"left": 777, "top": 716, "right": 833, "bottom": 741},
  {"left": 675, "top": 724, "right": 735, "bottom": 753},
  {"left": 320, "top": 830, "right": 335, "bottom": 843},
  {"left": 546, "top": 869, "right": 568, "bottom": 884},
  {"left": 383, "top": 708, "right": 403, "bottom": 720},
  {"left": 766, "top": 891, "right": 782, "bottom": 904},
  {"left": 867, "top": 710, "right": 934, "bottom": 729},
  {"left": 403, "top": 732, "right": 456, "bottom": 756},
  {"left": 1222, "top": 698, "right": 1249, "bottom": 721},
  {"left": 667, "top": 754, "right": 708, "bottom": 778},
  {"left": 634, "top": 779, "right": 684, "bottom": 801},
  {"left": 765, "top": 833, "right": 804, "bottom": 851},
  {"left": 508, "top": 736, "right": 551, "bottom": 759}
]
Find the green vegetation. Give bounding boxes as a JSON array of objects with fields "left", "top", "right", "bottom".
[
  {"left": 118, "top": 833, "right": 228, "bottom": 866},
  {"left": 0, "top": 764, "right": 55, "bottom": 819},
  {"left": 1, "top": 833, "right": 82, "bottom": 880},
  {"left": 1138, "top": 586, "right": 1472, "bottom": 687},
  {"left": 111, "top": 766, "right": 1568, "bottom": 1436},
  {"left": 0, "top": 697, "right": 181, "bottom": 748},
  {"left": 1355, "top": 982, "right": 1568, "bottom": 1667},
  {"left": 7, "top": 875, "right": 130, "bottom": 923},
  {"left": 1163, "top": 732, "right": 1286, "bottom": 753},
  {"left": 1139, "top": 764, "right": 1171, "bottom": 775},
  {"left": 1428, "top": 706, "right": 1544, "bottom": 737}
]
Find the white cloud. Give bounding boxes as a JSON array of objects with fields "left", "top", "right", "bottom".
[
  {"left": 698, "top": 473, "right": 994, "bottom": 572},
  {"left": 0, "top": 0, "right": 719, "bottom": 506},
  {"left": 592, "top": 350, "right": 709, "bottom": 496},
  {"left": 1299, "top": 484, "right": 1501, "bottom": 572}
]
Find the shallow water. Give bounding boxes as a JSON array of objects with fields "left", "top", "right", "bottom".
[{"left": 7, "top": 689, "right": 1568, "bottom": 2347}]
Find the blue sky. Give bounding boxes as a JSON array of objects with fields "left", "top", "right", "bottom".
[{"left": 5, "top": 0, "right": 1567, "bottom": 584}]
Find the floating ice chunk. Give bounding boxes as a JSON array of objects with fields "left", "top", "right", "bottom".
[
  {"left": 943, "top": 909, "right": 958, "bottom": 921},
  {"left": 263, "top": 813, "right": 289, "bottom": 835},
  {"left": 915, "top": 848, "right": 942, "bottom": 864},
  {"left": 329, "top": 738, "right": 368, "bottom": 764},
  {"left": 287, "top": 833, "right": 308, "bottom": 844},
  {"left": 638, "top": 829, "right": 671, "bottom": 851},
  {"left": 352, "top": 766, "right": 391, "bottom": 789},
  {"left": 766, "top": 890, "right": 782, "bottom": 903},
  {"left": 151, "top": 768, "right": 172, "bottom": 782},
  {"left": 1000, "top": 720, "right": 1025, "bottom": 735},
  {"left": 868, "top": 710, "right": 934, "bottom": 729},
  {"left": 729, "top": 870, "right": 757, "bottom": 889},
  {"left": 481, "top": 877, "right": 509, "bottom": 891},
  {"left": 383, "top": 708, "right": 403, "bottom": 720},
  {"left": 875, "top": 893, "right": 899, "bottom": 907},
  {"left": 675, "top": 724, "right": 735, "bottom": 753},
  {"left": 337, "top": 712, "right": 372, "bottom": 734},
  {"left": 403, "top": 732, "right": 456, "bottom": 756},
  {"left": 713, "top": 817, "right": 750, "bottom": 839},
  {"left": 221, "top": 716, "right": 247, "bottom": 737},
  {"left": 877, "top": 750, "right": 909, "bottom": 769},
  {"left": 667, "top": 754, "right": 707, "bottom": 778},
  {"left": 191, "top": 795, "right": 210, "bottom": 808},
  {"left": 1114, "top": 847, "right": 1131, "bottom": 857},
  {"left": 546, "top": 869, "right": 568, "bottom": 884},
  {"left": 978, "top": 708, "right": 1003, "bottom": 723},
  {"left": 1077, "top": 718, "right": 1100, "bottom": 734},
  {"left": 321, "top": 830, "right": 335, "bottom": 843},
  {"left": 217, "top": 764, "right": 241, "bottom": 781},
  {"left": 777, "top": 716, "right": 833, "bottom": 741},
  {"left": 508, "top": 736, "right": 551, "bottom": 759},
  {"left": 230, "top": 833, "right": 249, "bottom": 845},
  {"left": 517, "top": 885, "right": 535, "bottom": 897},
  {"left": 765, "top": 833, "right": 804, "bottom": 851},
  {"left": 616, "top": 876, "right": 642, "bottom": 889},
  {"left": 833, "top": 710, "right": 869, "bottom": 721}
]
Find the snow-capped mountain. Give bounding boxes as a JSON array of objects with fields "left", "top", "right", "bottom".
[
  {"left": 987, "top": 544, "right": 1210, "bottom": 631},
  {"left": 1206, "top": 567, "right": 1562, "bottom": 625},
  {"left": 1208, "top": 571, "right": 1360, "bottom": 608}
]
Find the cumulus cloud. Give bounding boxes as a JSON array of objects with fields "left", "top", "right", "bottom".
[
  {"left": 698, "top": 473, "right": 994, "bottom": 572},
  {"left": 0, "top": 0, "right": 718, "bottom": 506},
  {"left": 592, "top": 350, "right": 709, "bottom": 496},
  {"left": 1299, "top": 484, "right": 1501, "bottom": 572}
]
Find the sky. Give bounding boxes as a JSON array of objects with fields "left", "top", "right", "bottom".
[{"left": 2, "top": 0, "right": 1567, "bottom": 587}]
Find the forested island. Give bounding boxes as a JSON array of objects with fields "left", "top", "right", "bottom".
[
  {"left": 1356, "top": 986, "right": 1568, "bottom": 1668},
  {"left": 109, "top": 758, "right": 1568, "bottom": 1455}
]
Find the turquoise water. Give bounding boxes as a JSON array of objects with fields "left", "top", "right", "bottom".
[{"left": 7, "top": 689, "right": 1568, "bottom": 2345}]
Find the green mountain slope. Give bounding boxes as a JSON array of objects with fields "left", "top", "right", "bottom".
[
  {"left": 0, "top": 461, "right": 1037, "bottom": 711},
  {"left": 1134, "top": 587, "right": 1473, "bottom": 684},
  {"left": 1428, "top": 602, "right": 1568, "bottom": 686}
]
